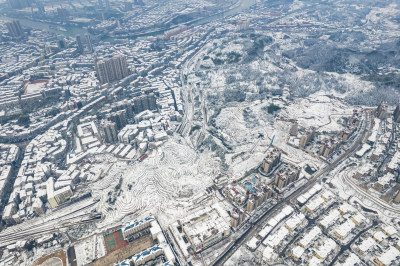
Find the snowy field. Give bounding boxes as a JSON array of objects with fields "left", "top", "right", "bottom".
[
  {"left": 74, "top": 234, "right": 106, "bottom": 266},
  {"left": 89, "top": 136, "right": 222, "bottom": 228},
  {"left": 214, "top": 99, "right": 324, "bottom": 179},
  {"left": 283, "top": 92, "right": 354, "bottom": 132}
]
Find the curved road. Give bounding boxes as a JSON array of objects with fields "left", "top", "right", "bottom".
[
  {"left": 211, "top": 111, "right": 371, "bottom": 265},
  {"left": 341, "top": 172, "right": 400, "bottom": 216}
]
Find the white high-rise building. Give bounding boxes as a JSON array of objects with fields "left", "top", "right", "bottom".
[{"left": 94, "top": 55, "right": 129, "bottom": 84}]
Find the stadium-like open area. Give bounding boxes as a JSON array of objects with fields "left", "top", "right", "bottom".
[
  {"left": 34, "top": 250, "right": 66, "bottom": 266},
  {"left": 23, "top": 79, "right": 49, "bottom": 94}
]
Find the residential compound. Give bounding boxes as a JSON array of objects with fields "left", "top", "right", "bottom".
[
  {"left": 244, "top": 184, "right": 396, "bottom": 266},
  {"left": 224, "top": 177, "right": 274, "bottom": 213},
  {"left": 95, "top": 55, "right": 130, "bottom": 84},
  {"left": 6, "top": 20, "right": 24, "bottom": 39},
  {"left": 0, "top": 144, "right": 20, "bottom": 215},
  {"left": 262, "top": 147, "right": 281, "bottom": 173},
  {"left": 262, "top": 147, "right": 301, "bottom": 191},
  {"left": 349, "top": 103, "right": 400, "bottom": 208},
  {"left": 288, "top": 109, "right": 363, "bottom": 160},
  {"left": 2, "top": 129, "right": 70, "bottom": 224},
  {"left": 171, "top": 203, "right": 231, "bottom": 256},
  {"left": 1, "top": 0, "right": 400, "bottom": 266},
  {"left": 319, "top": 109, "right": 363, "bottom": 158}
]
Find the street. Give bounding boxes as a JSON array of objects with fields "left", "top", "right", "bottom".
[{"left": 211, "top": 111, "right": 372, "bottom": 265}]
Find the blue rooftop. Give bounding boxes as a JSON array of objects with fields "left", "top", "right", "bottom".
[
  {"left": 132, "top": 245, "right": 163, "bottom": 262},
  {"left": 123, "top": 216, "right": 154, "bottom": 232}
]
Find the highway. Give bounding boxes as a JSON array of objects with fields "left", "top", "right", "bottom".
[
  {"left": 177, "top": 0, "right": 258, "bottom": 143},
  {"left": 211, "top": 111, "right": 372, "bottom": 265}
]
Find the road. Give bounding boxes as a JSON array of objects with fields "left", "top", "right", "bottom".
[
  {"left": 67, "top": 246, "right": 78, "bottom": 266},
  {"left": 177, "top": 26, "right": 217, "bottom": 148},
  {"left": 177, "top": 0, "right": 259, "bottom": 143},
  {"left": 328, "top": 220, "right": 377, "bottom": 266},
  {"left": 342, "top": 172, "right": 400, "bottom": 216},
  {"left": 0, "top": 199, "right": 99, "bottom": 247},
  {"left": 177, "top": 40, "right": 203, "bottom": 147},
  {"left": 211, "top": 111, "right": 372, "bottom": 265}
]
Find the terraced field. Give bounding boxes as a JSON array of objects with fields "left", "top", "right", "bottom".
[{"left": 94, "top": 138, "right": 219, "bottom": 227}]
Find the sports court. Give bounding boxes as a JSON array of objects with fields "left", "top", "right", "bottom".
[{"left": 104, "top": 229, "right": 128, "bottom": 254}]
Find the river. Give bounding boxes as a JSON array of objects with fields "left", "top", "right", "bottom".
[
  {"left": 0, "top": 0, "right": 256, "bottom": 39},
  {"left": 0, "top": 15, "right": 88, "bottom": 37},
  {"left": 187, "top": 0, "right": 256, "bottom": 26}
]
